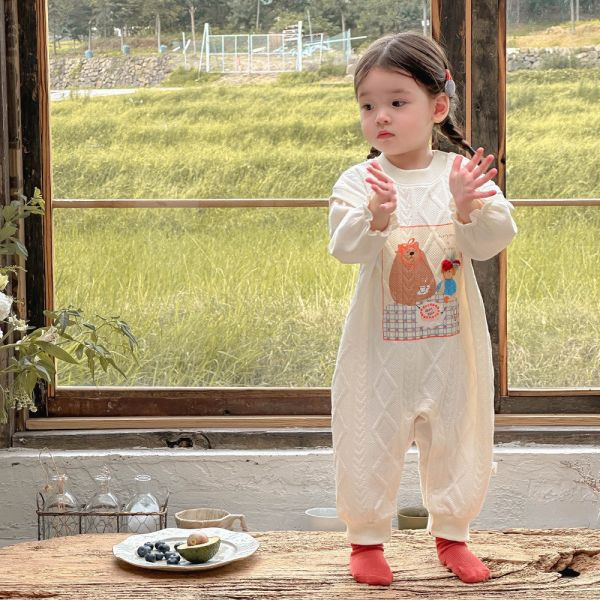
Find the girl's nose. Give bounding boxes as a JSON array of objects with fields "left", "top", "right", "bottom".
[{"left": 376, "top": 110, "right": 391, "bottom": 124}]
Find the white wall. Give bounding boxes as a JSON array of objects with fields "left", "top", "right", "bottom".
[{"left": 1, "top": 445, "right": 599, "bottom": 547}]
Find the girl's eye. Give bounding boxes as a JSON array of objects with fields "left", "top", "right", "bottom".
[{"left": 361, "top": 101, "right": 404, "bottom": 110}]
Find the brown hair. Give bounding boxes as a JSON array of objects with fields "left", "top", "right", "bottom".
[{"left": 353, "top": 32, "right": 475, "bottom": 160}]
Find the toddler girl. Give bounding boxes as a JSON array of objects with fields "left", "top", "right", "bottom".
[{"left": 328, "top": 31, "right": 517, "bottom": 587}]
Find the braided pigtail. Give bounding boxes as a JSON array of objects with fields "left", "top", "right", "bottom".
[
  {"left": 439, "top": 116, "right": 476, "bottom": 157},
  {"left": 367, "top": 146, "right": 381, "bottom": 159}
]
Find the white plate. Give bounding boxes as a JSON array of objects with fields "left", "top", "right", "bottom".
[{"left": 113, "top": 527, "right": 260, "bottom": 572}]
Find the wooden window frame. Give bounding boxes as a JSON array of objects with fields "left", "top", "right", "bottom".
[{"left": 2, "top": 0, "right": 597, "bottom": 443}]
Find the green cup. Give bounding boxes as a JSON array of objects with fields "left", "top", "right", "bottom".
[{"left": 397, "top": 505, "right": 429, "bottom": 529}]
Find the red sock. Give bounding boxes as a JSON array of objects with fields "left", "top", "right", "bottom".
[
  {"left": 349, "top": 543, "right": 393, "bottom": 586},
  {"left": 435, "top": 537, "right": 491, "bottom": 583}
]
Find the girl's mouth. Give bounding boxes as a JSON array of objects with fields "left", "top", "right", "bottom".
[{"left": 377, "top": 132, "right": 394, "bottom": 139}]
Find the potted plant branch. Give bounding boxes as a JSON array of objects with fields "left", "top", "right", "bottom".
[{"left": 0, "top": 188, "right": 139, "bottom": 423}]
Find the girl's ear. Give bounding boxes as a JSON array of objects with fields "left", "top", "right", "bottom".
[{"left": 432, "top": 93, "right": 450, "bottom": 124}]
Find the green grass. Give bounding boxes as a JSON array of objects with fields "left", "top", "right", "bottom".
[{"left": 50, "top": 68, "right": 600, "bottom": 388}]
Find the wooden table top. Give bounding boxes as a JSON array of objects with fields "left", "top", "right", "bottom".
[{"left": 1, "top": 528, "right": 600, "bottom": 599}]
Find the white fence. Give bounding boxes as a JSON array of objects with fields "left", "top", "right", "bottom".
[{"left": 197, "top": 22, "right": 366, "bottom": 74}]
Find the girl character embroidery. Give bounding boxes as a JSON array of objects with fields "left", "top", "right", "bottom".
[
  {"left": 327, "top": 31, "right": 517, "bottom": 588},
  {"left": 436, "top": 258, "right": 461, "bottom": 302}
]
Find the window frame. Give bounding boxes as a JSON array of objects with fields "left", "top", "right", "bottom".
[{"left": 5, "top": 0, "right": 599, "bottom": 443}]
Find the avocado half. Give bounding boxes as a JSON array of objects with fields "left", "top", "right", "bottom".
[{"left": 176, "top": 536, "right": 221, "bottom": 563}]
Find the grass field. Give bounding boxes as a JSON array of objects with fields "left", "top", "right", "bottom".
[
  {"left": 507, "top": 18, "right": 600, "bottom": 48},
  {"left": 50, "top": 67, "right": 600, "bottom": 388}
]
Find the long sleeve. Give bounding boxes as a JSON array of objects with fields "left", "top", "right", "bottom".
[
  {"left": 328, "top": 167, "right": 399, "bottom": 265},
  {"left": 450, "top": 175, "right": 518, "bottom": 262}
]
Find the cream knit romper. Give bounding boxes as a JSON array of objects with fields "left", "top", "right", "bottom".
[{"left": 328, "top": 149, "right": 517, "bottom": 545}]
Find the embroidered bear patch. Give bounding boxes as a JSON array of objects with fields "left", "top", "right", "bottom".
[
  {"left": 389, "top": 237, "right": 436, "bottom": 306},
  {"left": 381, "top": 224, "right": 461, "bottom": 341}
]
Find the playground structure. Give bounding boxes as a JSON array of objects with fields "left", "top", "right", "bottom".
[{"left": 197, "top": 22, "right": 366, "bottom": 74}]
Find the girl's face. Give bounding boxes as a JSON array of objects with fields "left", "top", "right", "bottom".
[{"left": 356, "top": 66, "right": 449, "bottom": 156}]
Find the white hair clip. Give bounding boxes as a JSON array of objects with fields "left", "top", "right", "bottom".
[{"left": 444, "top": 68, "right": 456, "bottom": 98}]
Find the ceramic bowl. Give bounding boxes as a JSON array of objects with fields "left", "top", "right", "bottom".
[
  {"left": 305, "top": 507, "right": 346, "bottom": 531},
  {"left": 397, "top": 505, "right": 429, "bottom": 530}
]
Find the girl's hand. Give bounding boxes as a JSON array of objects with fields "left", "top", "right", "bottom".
[
  {"left": 365, "top": 161, "right": 397, "bottom": 216},
  {"left": 449, "top": 147, "right": 498, "bottom": 222}
]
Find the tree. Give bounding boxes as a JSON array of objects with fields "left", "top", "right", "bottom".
[
  {"left": 47, "top": 0, "right": 93, "bottom": 45},
  {"left": 355, "top": 0, "right": 422, "bottom": 38},
  {"left": 226, "top": 0, "right": 263, "bottom": 32},
  {"left": 139, "top": 0, "right": 182, "bottom": 50},
  {"left": 48, "top": 0, "right": 69, "bottom": 54},
  {"left": 90, "top": 0, "right": 117, "bottom": 38}
]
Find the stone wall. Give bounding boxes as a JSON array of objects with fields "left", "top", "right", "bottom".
[
  {"left": 49, "top": 45, "right": 600, "bottom": 89},
  {"left": 507, "top": 45, "right": 600, "bottom": 71},
  {"left": 49, "top": 54, "right": 186, "bottom": 89}
]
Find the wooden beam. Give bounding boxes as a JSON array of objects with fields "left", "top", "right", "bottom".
[
  {"left": 431, "top": 0, "right": 469, "bottom": 153},
  {"left": 0, "top": 0, "right": 30, "bottom": 444},
  {"left": 499, "top": 395, "right": 600, "bottom": 414},
  {"left": 509, "top": 388, "right": 600, "bottom": 396},
  {"left": 27, "top": 415, "right": 333, "bottom": 430},
  {"left": 16, "top": 0, "right": 53, "bottom": 426},
  {"left": 12, "top": 425, "right": 600, "bottom": 449},
  {"left": 434, "top": 0, "right": 509, "bottom": 410},
  {"left": 0, "top": 0, "right": 11, "bottom": 447},
  {"left": 49, "top": 387, "right": 331, "bottom": 417},
  {"left": 50, "top": 198, "right": 600, "bottom": 209},
  {"left": 470, "top": 0, "right": 506, "bottom": 412},
  {"left": 52, "top": 198, "right": 328, "bottom": 208},
  {"left": 47, "top": 386, "right": 600, "bottom": 418},
  {"left": 24, "top": 413, "right": 600, "bottom": 431}
]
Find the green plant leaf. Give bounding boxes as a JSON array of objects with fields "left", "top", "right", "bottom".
[
  {"left": 2, "top": 205, "right": 17, "bottom": 222},
  {"left": 58, "top": 311, "right": 71, "bottom": 330},
  {"left": 24, "top": 370, "right": 38, "bottom": 394},
  {"left": 105, "top": 355, "right": 127, "bottom": 378},
  {"left": 11, "top": 239, "right": 28, "bottom": 258},
  {"left": 32, "top": 362, "right": 53, "bottom": 382},
  {"left": 0, "top": 224, "right": 17, "bottom": 242},
  {"left": 36, "top": 341, "right": 79, "bottom": 364},
  {"left": 85, "top": 348, "right": 95, "bottom": 380},
  {"left": 36, "top": 355, "right": 56, "bottom": 378}
]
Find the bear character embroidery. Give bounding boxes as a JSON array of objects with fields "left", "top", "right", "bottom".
[{"left": 388, "top": 237, "right": 436, "bottom": 306}]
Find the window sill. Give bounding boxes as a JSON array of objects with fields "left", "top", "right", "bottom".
[{"left": 11, "top": 425, "right": 600, "bottom": 450}]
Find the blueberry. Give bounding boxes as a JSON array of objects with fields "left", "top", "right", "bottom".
[
  {"left": 145, "top": 553, "right": 157, "bottom": 563},
  {"left": 158, "top": 543, "right": 170, "bottom": 552},
  {"left": 154, "top": 552, "right": 165, "bottom": 560},
  {"left": 164, "top": 551, "right": 177, "bottom": 558},
  {"left": 137, "top": 545, "right": 150, "bottom": 557},
  {"left": 167, "top": 556, "right": 180, "bottom": 565},
  {"left": 154, "top": 540, "right": 167, "bottom": 549},
  {"left": 144, "top": 542, "right": 154, "bottom": 549}
]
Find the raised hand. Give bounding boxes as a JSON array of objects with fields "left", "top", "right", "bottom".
[
  {"left": 365, "top": 161, "right": 397, "bottom": 216},
  {"left": 449, "top": 147, "right": 498, "bottom": 222}
]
